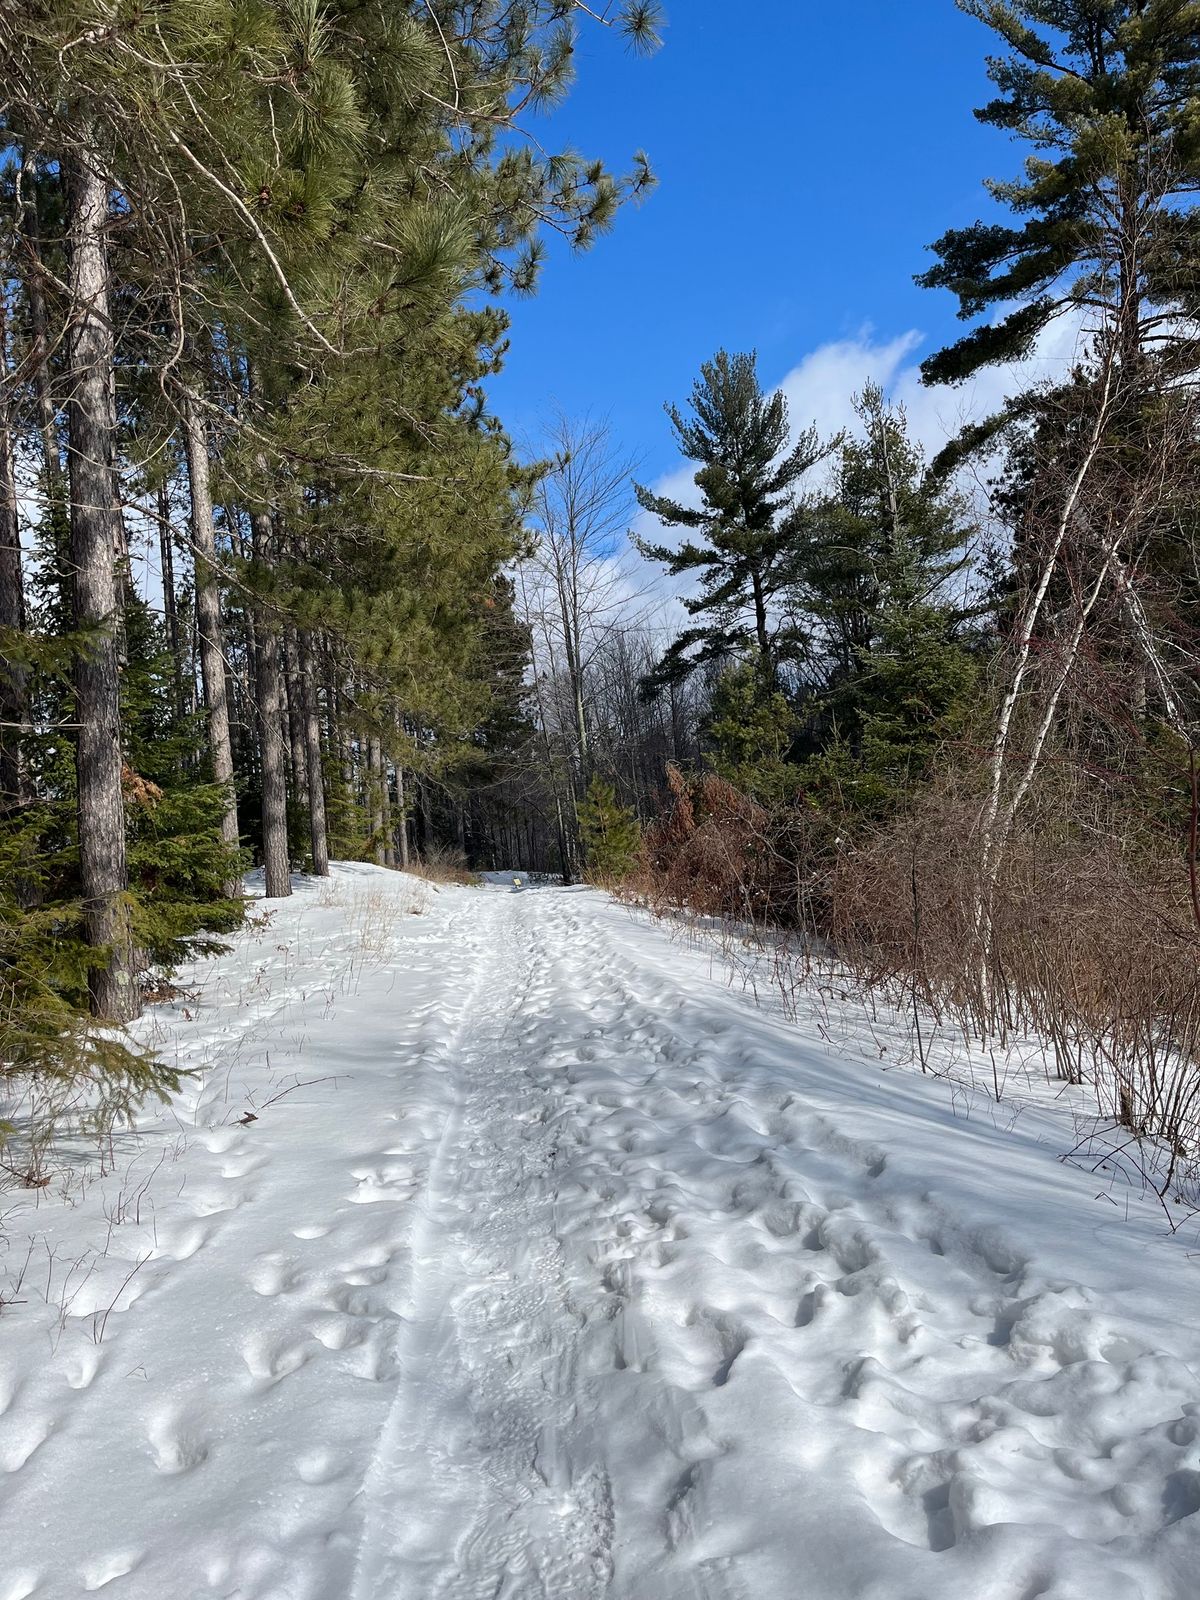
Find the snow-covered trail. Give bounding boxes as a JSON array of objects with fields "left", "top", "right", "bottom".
[{"left": 1, "top": 868, "right": 1198, "bottom": 1600}]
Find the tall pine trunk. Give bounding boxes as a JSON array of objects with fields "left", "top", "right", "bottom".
[
  {"left": 284, "top": 630, "right": 309, "bottom": 810},
  {"left": 368, "top": 736, "right": 386, "bottom": 866},
  {"left": 298, "top": 631, "right": 329, "bottom": 876},
  {"left": 182, "top": 391, "right": 240, "bottom": 881},
  {"left": 0, "top": 300, "right": 30, "bottom": 814},
  {"left": 154, "top": 479, "right": 186, "bottom": 727},
  {"left": 251, "top": 509, "right": 290, "bottom": 898},
  {"left": 382, "top": 762, "right": 395, "bottom": 869},
  {"left": 395, "top": 763, "right": 409, "bottom": 868},
  {"left": 66, "top": 142, "right": 137, "bottom": 1021}
]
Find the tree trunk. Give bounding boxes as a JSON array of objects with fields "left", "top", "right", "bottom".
[
  {"left": 0, "top": 302, "right": 30, "bottom": 814},
  {"left": 182, "top": 391, "right": 240, "bottom": 881},
  {"left": 368, "top": 736, "right": 386, "bottom": 866},
  {"left": 395, "top": 765, "right": 410, "bottom": 868},
  {"left": 751, "top": 571, "right": 771, "bottom": 680},
  {"left": 154, "top": 479, "right": 186, "bottom": 726},
  {"left": 417, "top": 778, "right": 432, "bottom": 857},
  {"left": 974, "top": 358, "right": 1115, "bottom": 1014},
  {"left": 382, "top": 764, "right": 396, "bottom": 869},
  {"left": 299, "top": 631, "right": 329, "bottom": 876},
  {"left": 284, "top": 630, "right": 309, "bottom": 811},
  {"left": 66, "top": 144, "right": 137, "bottom": 1021},
  {"left": 560, "top": 603, "right": 589, "bottom": 795},
  {"left": 251, "top": 509, "right": 291, "bottom": 898}
]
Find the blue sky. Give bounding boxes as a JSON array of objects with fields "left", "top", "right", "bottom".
[{"left": 487, "top": 1, "right": 1024, "bottom": 476}]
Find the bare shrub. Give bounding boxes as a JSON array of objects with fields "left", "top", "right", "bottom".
[
  {"left": 626, "top": 765, "right": 815, "bottom": 929},
  {"left": 405, "top": 845, "right": 479, "bottom": 887},
  {"left": 830, "top": 766, "right": 1200, "bottom": 1191},
  {"left": 626, "top": 756, "right": 1200, "bottom": 1205}
]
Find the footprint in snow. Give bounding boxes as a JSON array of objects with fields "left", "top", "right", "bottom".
[
  {"left": 245, "top": 1254, "right": 303, "bottom": 1298},
  {"left": 293, "top": 1446, "right": 350, "bottom": 1485},
  {"left": 146, "top": 1407, "right": 211, "bottom": 1474},
  {"left": 241, "top": 1330, "right": 316, "bottom": 1387},
  {"left": 80, "top": 1550, "right": 142, "bottom": 1590},
  {"left": 291, "top": 1221, "right": 332, "bottom": 1240}
]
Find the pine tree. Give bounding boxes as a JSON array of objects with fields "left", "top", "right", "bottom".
[
  {"left": 0, "top": 0, "right": 663, "bottom": 1098},
  {"left": 577, "top": 776, "right": 641, "bottom": 881},
  {"left": 635, "top": 351, "right": 834, "bottom": 691},
  {"left": 704, "top": 661, "right": 800, "bottom": 804},
  {"left": 793, "top": 387, "right": 978, "bottom": 814},
  {"left": 796, "top": 385, "right": 974, "bottom": 741},
  {"left": 919, "top": 1, "right": 1200, "bottom": 392}
]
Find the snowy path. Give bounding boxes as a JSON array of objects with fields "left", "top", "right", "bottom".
[{"left": 1, "top": 868, "right": 1198, "bottom": 1600}]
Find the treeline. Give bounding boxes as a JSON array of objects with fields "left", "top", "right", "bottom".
[
  {"left": 0, "top": 2, "right": 661, "bottom": 1103},
  {"left": 507, "top": 0, "right": 1200, "bottom": 1163}
]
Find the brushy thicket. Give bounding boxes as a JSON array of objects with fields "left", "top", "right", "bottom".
[
  {"left": 624, "top": 757, "right": 1200, "bottom": 1199},
  {"left": 405, "top": 846, "right": 480, "bottom": 887}
]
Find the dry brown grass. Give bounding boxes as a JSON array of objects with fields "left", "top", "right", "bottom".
[{"left": 404, "top": 846, "right": 480, "bottom": 887}]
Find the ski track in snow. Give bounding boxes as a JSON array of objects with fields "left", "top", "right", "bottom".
[{"left": 0, "top": 865, "right": 1198, "bottom": 1600}]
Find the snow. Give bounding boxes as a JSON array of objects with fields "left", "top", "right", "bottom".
[{"left": 1, "top": 863, "right": 1198, "bottom": 1600}]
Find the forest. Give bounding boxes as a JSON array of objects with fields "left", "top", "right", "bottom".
[{"left": 3, "top": 0, "right": 1200, "bottom": 1164}]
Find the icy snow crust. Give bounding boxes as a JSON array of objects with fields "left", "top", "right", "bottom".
[{"left": 1, "top": 863, "right": 1198, "bottom": 1599}]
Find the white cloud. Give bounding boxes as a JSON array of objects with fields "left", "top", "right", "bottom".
[
  {"left": 778, "top": 314, "right": 1090, "bottom": 468},
  {"left": 777, "top": 329, "right": 925, "bottom": 441}
]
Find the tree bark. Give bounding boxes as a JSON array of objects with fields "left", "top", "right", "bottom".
[
  {"left": 974, "top": 359, "right": 1115, "bottom": 1011},
  {"left": 283, "top": 630, "right": 309, "bottom": 809},
  {"left": 181, "top": 390, "right": 240, "bottom": 878},
  {"left": 383, "top": 763, "right": 396, "bottom": 869},
  {"left": 368, "top": 736, "right": 386, "bottom": 866},
  {"left": 251, "top": 509, "right": 291, "bottom": 898},
  {"left": 154, "top": 479, "right": 185, "bottom": 726},
  {"left": 65, "top": 144, "right": 137, "bottom": 1021},
  {"left": 0, "top": 301, "right": 30, "bottom": 814},
  {"left": 298, "top": 631, "right": 329, "bottom": 876},
  {"left": 395, "top": 764, "right": 409, "bottom": 868},
  {"left": 751, "top": 570, "right": 771, "bottom": 680}
]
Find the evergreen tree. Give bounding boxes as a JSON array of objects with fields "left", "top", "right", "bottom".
[
  {"left": 796, "top": 385, "right": 974, "bottom": 736},
  {"left": 635, "top": 350, "right": 834, "bottom": 691},
  {"left": 704, "top": 661, "right": 799, "bottom": 804},
  {"left": 919, "top": 0, "right": 1200, "bottom": 392},
  {"left": 0, "top": 0, "right": 664, "bottom": 1101},
  {"left": 793, "top": 387, "right": 978, "bottom": 813},
  {"left": 577, "top": 776, "right": 641, "bottom": 880}
]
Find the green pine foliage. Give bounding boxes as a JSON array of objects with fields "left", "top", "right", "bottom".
[
  {"left": 705, "top": 662, "right": 800, "bottom": 804},
  {"left": 919, "top": 1, "right": 1200, "bottom": 393},
  {"left": 791, "top": 385, "right": 979, "bottom": 812},
  {"left": 1, "top": 0, "right": 665, "bottom": 1127},
  {"left": 577, "top": 777, "right": 641, "bottom": 882},
  {"left": 634, "top": 350, "right": 835, "bottom": 691}
]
